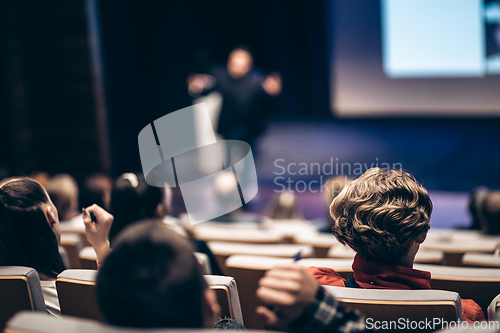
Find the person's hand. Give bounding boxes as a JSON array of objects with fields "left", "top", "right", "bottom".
[
  {"left": 187, "top": 74, "right": 215, "bottom": 97},
  {"left": 262, "top": 72, "right": 282, "bottom": 96},
  {"left": 256, "top": 264, "right": 319, "bottom": 330},
  {"left": 82, "top": 204, "right": 113, "bottom": 264}
]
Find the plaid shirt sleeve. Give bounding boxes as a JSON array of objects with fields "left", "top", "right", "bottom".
[{"left": 287, "top": 286, "right": 367, "bottom": 333}]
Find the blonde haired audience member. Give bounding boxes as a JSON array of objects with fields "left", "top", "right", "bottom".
[
  {"left": 28, "top": 171, "right": 51, "bottom": 188},
  {"left": 46, "top": 173, "right": 80, "bottom": 222},
  {"left": 266, "top": 192, "right": 302, "bottom": 220},
  {"left": 307, "top": 168, "right": 485, "bottom": 322}
]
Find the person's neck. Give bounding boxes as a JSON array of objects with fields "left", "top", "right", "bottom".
[
  {"left": 395, "top": 258, "right": 413, "bottom": 268},
  {"left": 395, "top": 252, "right": 416, "bottom": 268},
  {"left": 356, "top": 253, "right": 414, "bottom": 268}
]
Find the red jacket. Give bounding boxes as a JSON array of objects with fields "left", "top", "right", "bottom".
[{"left": 307, "top": 254, "right": 485, "bottom": 322}]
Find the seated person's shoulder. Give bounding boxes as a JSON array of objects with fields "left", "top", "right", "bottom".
[{"left": 306, "top": 266, "right": 345, "bottom": 286}]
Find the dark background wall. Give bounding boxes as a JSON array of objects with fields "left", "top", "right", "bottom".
[
  {"left": 0, "top": 0, "right": 104, "bottom": 181},
  {"left": 98, "top": 0, "right": 331, "bottom": 176},
  {"left": 99, "top": 0, "right": 500, "bottom": 191}
]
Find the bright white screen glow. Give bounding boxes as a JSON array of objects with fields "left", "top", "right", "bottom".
[
  {"left": 332, "top": 0, "right": 500, "bottom": 117},
  {"left": 382, "top": 0, "right": 485, "bottom": 77}
]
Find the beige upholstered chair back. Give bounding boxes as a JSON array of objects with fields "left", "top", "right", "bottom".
[
  {"left": 60, "top": 233, "right": 83, "bottom": 268},
  {"left": 324, "top": 285, "right": 462, "bottom": 331},
  {"left": 56, "top": 270, "right": 242, "bottom": 325},
  {"left": 415, "top": 264, "right": 500, "bottom": 315},
  {"left": 225, "top": 255, "right": 353, "bottom": 330},
  {"left": 208, "top": 241, "right": 312, "bottom": 274},
  {"left": 56, "top": 269, "right": 104, "bottom": 321}
]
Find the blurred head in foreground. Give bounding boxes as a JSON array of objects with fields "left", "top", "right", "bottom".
[
  {"left": 330, "top": 168, "right": 432, "bottom": 266},
  {"left": 96, "top": 222, "right": 220, "bottom": 328}
]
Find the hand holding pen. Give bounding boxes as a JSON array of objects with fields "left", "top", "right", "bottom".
[{"left": 82, "top": 204, "right": 114, "bottom": 264}]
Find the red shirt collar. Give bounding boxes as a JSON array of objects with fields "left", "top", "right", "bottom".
[{"left": 352, "top": 253, "right": 431, "bottom": 290}]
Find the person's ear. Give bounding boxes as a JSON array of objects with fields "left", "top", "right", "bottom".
[
  {"left": 415, "top": 231, "right": 427, "bottom": 244},
  {"left": 202, "top": 288, "right": 221, "bottom": 328},
  {"left": 43, "top": 204, "right": 58, "bottom": 229}
]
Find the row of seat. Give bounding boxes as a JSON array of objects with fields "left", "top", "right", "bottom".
[
  {"left": 190, "top": 223, "right": 500, "bottom": 328},
  {"left": 60, "top": 219, "right": 500, "bottom": 268},
  {"left": 60, "top": 234, "right": 214, "bottom": 275},
  {"left": 0, "top": 266, "right": 242, "bottom": 330},
  {"left": 56, "top": 269, "right": 243, "bottom": 324},
  {"left": 223, "top": 255, "right": 500, "bottom": 329},
  {"left": 53, "top": 221, "right": 500, "bottom": 330},
  {"left": 190, "top": 221, "right": 500, "bottom": 265},
  {"left": 3, "top": 264, "right": 500, "bottom": 332},
  {"left": 62, "top": 231, "right": 500, "bottom": 278}
]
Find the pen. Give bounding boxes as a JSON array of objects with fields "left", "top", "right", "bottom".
[
  {"left": 88, "top": 210, "right": 97, "bottom": 222},
  {"left": 83, "top": 208, "right": 97, "bottom": 223}
]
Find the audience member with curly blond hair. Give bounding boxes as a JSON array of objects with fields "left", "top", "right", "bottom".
[
  {"left": 307, "top": 168, "right": 485, "bottom": 322},
  {"left": 332, "top": 169, "right": 431, "bottom": 265}
]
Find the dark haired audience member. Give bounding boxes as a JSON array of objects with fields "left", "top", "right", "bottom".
[
  {"left": 464, "top": 187, "right": 500, "bottom": 235},
  {"left": 0, "top": 177, "right": 112, "bottom": 316},
  {"left": 108, "top": 173, "right": 144, "bottom": 243},
  {"left": 96, "top": 222, "right": 223, "bottom": 328},
  {"left": 467, "top": 187, "right": 489, "bottom": 231},
  {"left": 480, "top": 190, "right": 500, "bottom": 235},
  {"left": 307, "top": 168, "right": 485, "bottom": 322},
  {"left": 80, "top": 173, "right": 112, "bottom": 211},
  {"left": 136, "top": 175, "right": 223, "bottom": 275}
]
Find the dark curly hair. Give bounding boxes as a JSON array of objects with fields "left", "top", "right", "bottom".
[{"left": 330, "top": 168, "right": 432, "bottom": 263}]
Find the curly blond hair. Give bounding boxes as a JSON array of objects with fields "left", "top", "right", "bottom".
[{"left": 330, "top": 168, "right": 432, "bottom": 263}]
